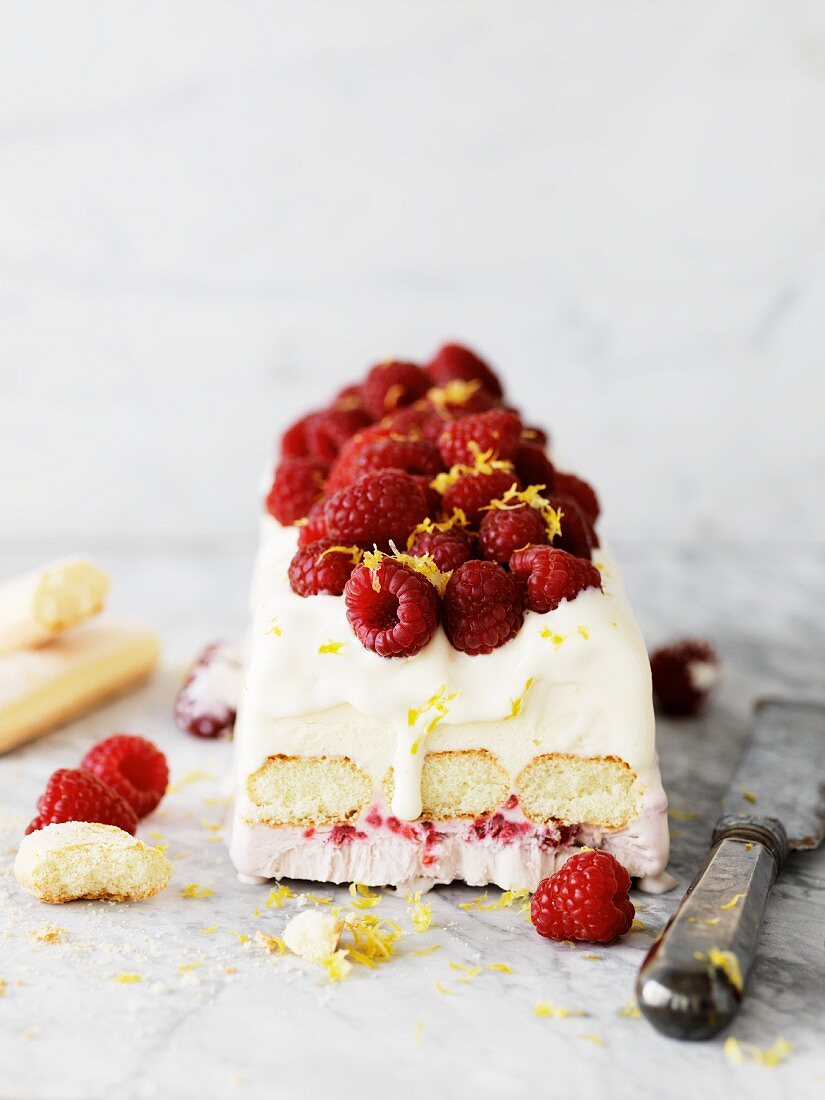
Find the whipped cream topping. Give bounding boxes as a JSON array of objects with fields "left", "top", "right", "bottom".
[{"left": 234, "top": 518, "right": 660, "bottom": 825}]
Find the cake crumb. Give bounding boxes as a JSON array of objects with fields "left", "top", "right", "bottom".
[
  {"left": 283, "top": 909, "right": 343, "bottom": 962},
  {"left": 29, "top": 924, "right": 65, "bottom": 944}
]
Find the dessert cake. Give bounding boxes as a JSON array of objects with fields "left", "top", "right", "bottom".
[{"left": 230, "top": 344, "right": 669, "bottom": 892}]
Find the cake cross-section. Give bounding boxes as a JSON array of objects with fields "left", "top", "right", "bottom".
[{"left": 230, "top": 344, "right": 669, "bottom": 892}]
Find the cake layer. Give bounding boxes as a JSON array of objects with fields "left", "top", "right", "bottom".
[{"left": 230, "top": 520, "right": 670, "bottom": 888}]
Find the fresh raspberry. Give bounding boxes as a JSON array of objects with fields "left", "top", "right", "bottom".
[
  {"left": 265, "top": 458, "right": 327, "bottom": 526},
  {"left": 650, "top": 639, "right": 720, "bottom": 716},
  {"left": 379, "top": 401, "right": 439, "bottom": 438},
  {"left": 479, "top": 504, "right": 547, "bottom": 564},
  {"left": 514, "top": 443, "right": 556, "bottom": 493},
  {"left": 407, "top": 527, "right": 476, "bottom": 572},
  {"left": 443, "top": 560, "right": 524, "bottom": 654},
  {"left": 362, "top": 360, "right": 430, "bottom": 420},
  {"left": 297, "top": 499, "right": 329, "bottom": 546},
  {"left": 442, "top": 469, "right": 520, "bottom": 526},
  {"left": 531, "top": 850, "right": 634, "bottom": 944},
  {"left": 438, "top": 409, "right": 523, "bottom": 468},
  {"left": 333, "top": 383, "right": 366, "bottom": 413},
  {"left": 554, "top": 471, "right": 600, "bottom": 522},
  {"left": 326, "top": 425, "right": 396, "bottom": 492},
  {"left": 510, "top": 545, "right": 601, "bottom": 613},
  {"left": 548, "top": 494, "right": 597, "bottom": 558},
  {"left": 174, "top": 642, "right": 241, "bottom": 739},
  {"left": 81, "top": 735, "right": 169, "bottom": 818},
  {"left": 348, "top": 438, "right": 444, "bottom": 485},
  {"left": 426, "top": 343, "right": 503, "bottom": 399},
  {"left": 26, "top": 767, "right": 138, "bottom": 835},
  {"left": 280, "top": 413, "right": 315, "bottom": 460},
  {"left": 521, "top": 425, "right": 549, "bottom": 449},
  {"left": 414, "top": 475, "right": 444, "bottom": 518},
  {"left": 289, "top": 539, "right": 361, "bottom": 597},
  {"left": 303, "top": 407, "right": 370, "bottom": 462},
  {"left": 324, "top": 470, "right": 428, "bottom": 548},
  {"left": 345, "top": 559, "right": 440, "bottom": 658}
]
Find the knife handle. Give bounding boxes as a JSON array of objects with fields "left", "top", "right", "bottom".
[{"left": 636, "top": 827, "right": 782, "bottom": 1040}]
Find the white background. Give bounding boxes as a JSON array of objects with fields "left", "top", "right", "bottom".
[{"left": 1, "top": 0, "right": 824, "bottom": 555}]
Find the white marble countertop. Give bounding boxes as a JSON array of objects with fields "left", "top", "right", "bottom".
[{"left": 1, "top": 546, "right": 823, "bottom": 1100}]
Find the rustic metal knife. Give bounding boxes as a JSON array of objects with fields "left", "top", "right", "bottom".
[{"left": 636, "top": 698, "right": 825, "bottom": 1040}]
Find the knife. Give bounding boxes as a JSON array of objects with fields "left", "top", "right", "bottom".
[{"left": 636, "top": 698, "right": 825, "bottom": 1040}]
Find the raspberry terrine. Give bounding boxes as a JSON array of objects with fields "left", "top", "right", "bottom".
[{"left": 230, "top": 344, "right": 669, "bottom": 892}]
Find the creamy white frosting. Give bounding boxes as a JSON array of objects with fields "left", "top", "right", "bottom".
[{"left": 234, "top": 518, "right": 660, "bottom": 823}]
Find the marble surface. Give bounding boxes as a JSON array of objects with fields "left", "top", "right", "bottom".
[
  {"left": 1, "top": 0, "right": 825, "bottom": 552},
  {"left": 1, "top": 547, "right": 824, "bottom": 1100}
]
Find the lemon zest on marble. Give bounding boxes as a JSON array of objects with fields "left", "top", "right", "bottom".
[
  {"left": 476, "top": 887, "right": 531, "bottom": 912},
  {"left": 343, "top": 914, "right": 402, "bottom": 966},
  {"left": 618, "top": 1001, "right": 641, "bottom": 1019},
  {"left": 167, "top": 769, "right": 215, "bottom": 794},
  {"left": 668, "top": 808, "right": 699, "bottom": 821},
  {"left": 178, "top": 962, "right": 202, "bottom": 974},
  {"left": 577, "top": 625, "right": 590, "bottom": 641},
  {"left": 230, "top": 931, "right": 249, "bottom": 945},
  {"left": 582, "top": 954, "right": 602, "bottom": 961},
  {"left": 182, "top": 883, "right": 214, "bottom": 900},
  {"left": 148, "top": 831, "right": 164, "bottom": 841},
  {"left": 741, "top": 789, "right": 758, "bottom": 804},
  {"left": 534, "top": 1001, "right": 587, "bottom": 1019},
  {"left": 582, "top": 1034, "right": 605, "bottom": 1046},
  {"left": 349, "top": 883, "right": 382, "bottom": 909},
  {"left": 435, "top": 981, "right": 456, "bottom": 996},
  {"left": 724, "top": 1035, "right": 791, "bottom": 1068},
  {"left": 264, "top": 883, "right": 295, "bottom": 909},
  {"left": 255, "top": 931, "right": 286, "bottom": 955},
  {"left": 488, "top": 963, "right": 514, "bottom": 973},
  {"left": 318, "top": 640, "right": 346, "bottom": 655},
  {"left": 268, "top": 617, "right": 283, "bottom": 638},
  {"left": 406, "top": 891, "right": 433, "bottom": 932},
  {"left": 302, "top": 893, "right": 333, "bottom": 905},
  {"left": 319, "top": 950, "right": 353, "bottom": 983},
  {"left": 114, "top": 973, "right": 143, "bottom": 984},
  {"left": 721, "top": 893, "right": 746, "bottom": 911},
  {"left": 411, "top": 943, "right": 443, "bottom": 957},
  {"left": 505, "top": 678, "right": 534, "bottom": 720},
  {"left": 630, "top": 918, "right": 646, "bottom": 932},
  {"left": 458, "top": 891, "right": 489, "bottom": 910},
  {"left": 200, "top": 925, "right": 218, "bottom": 935},
  {"left": 413, "top": 1018, "right": 425, "bottom": 1047}
]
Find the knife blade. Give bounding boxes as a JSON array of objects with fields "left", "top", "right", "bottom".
[{"left": 636, "top": 698, "right": 825, "bottom": 1040}]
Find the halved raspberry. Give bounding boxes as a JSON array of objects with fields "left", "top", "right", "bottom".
[
  {"left": 443, "top": 559, "right": 523, "bottom": 654},
  {"left": 426, "top": 343, "right": 503, "bottom": 399},
  {"left": 348, "top": 439, "right": 444, "bottom": 485},
  {"left": 479, "top": 504, "right": 547, "bottom": 564},
  {"left": 297, "top": 500, "right": 329, "bottom": 546},
  {"left": 531, "top": 850, "right": 634, "bottom": 944},
  {"left": 549, "top": 494, "right": 597, "bottom": 558},
  {"left": 407, "top": 528, "right": 476, "bottom": 572},
  {"left": 81, "top": 734, "right": 169, "bottom": 818},
  {"left": 650, "top": 639, "right": 721, "bottom": 716},
  {"left": 554, "top": 471, "right": 600, "bottom": 522},
  {"left": 266, "top": 459, "right": 327, "bottom": 526},
  {"left": 514, "top": 443, "right": 556, "bottom": 493},
  {"left": 362, "top": 360, "right": 430, "bottom": 420},
  {"left": 510, "top": 545, "right": 601, "bottom": 613},
  {"left": 324, "top": 470, "right": 428, "bottom": 548},
  {"left": 303, "top": 407, "right": 370, "bottom": 462},
  {"left": 438, "top": 409, "right": 523, "bottom": 468},
  {"left": 289, "top": 539, "right": 361, "bottom": 597},
  {"left": 26, "top": 767, "right": 138, "bottom": 835},
  {"left": 345, "top": 559, "right": 440, "bottom": 658},
  {"left": 174, "top": 642, "right": 242, "bottom": 739},
  {"left": 442, "top": 469, "right": 521, "bottom": 526}
]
